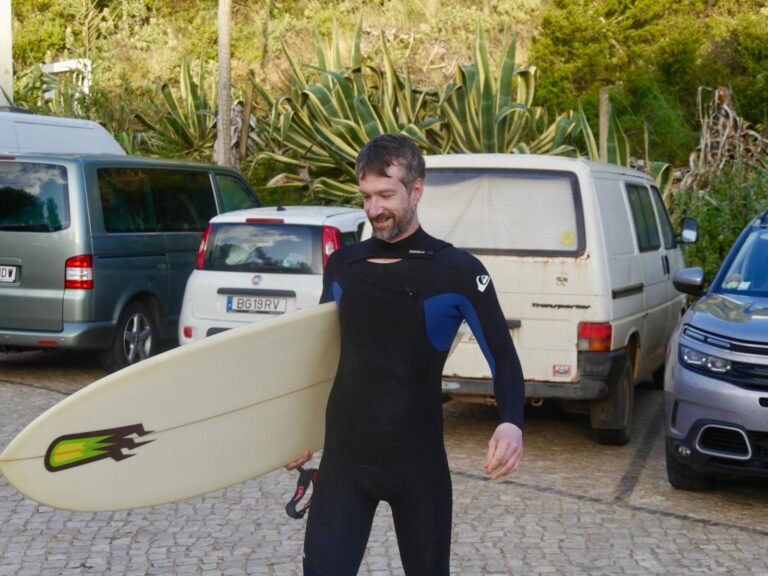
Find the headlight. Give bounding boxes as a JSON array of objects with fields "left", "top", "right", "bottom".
[{"left": 679, "top": 343, "right": 732, "bottom": 374}]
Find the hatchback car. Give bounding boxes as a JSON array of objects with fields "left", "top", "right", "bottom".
[
  {"left": 664, "top": 209, "right": 768, "bottom": 489},
  {"left": 178, "top": 206, "right": 367, "bottom": 344}
]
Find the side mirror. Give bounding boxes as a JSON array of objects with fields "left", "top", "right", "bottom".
[
  {"left": 673, "top": 267, "right": 705, "bottom": 296},
  {"left": 679, "top": 217, "right": 698, "bottom": 244}
]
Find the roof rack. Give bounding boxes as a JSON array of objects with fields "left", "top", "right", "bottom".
[{"left": 759, "top": 210, "right": 768, "bottom": 226}]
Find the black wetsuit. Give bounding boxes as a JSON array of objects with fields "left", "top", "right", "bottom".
[{"left": 303, "top": 227, "right": 524, "bottom": 576}]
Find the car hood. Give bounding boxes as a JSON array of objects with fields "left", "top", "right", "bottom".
[{"left": 686, "top": 293, "right": 768, "bottom": 342}]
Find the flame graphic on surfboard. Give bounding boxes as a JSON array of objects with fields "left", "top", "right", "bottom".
[{"left": 44, "top": 424, "right": 154, "bottom": 472}]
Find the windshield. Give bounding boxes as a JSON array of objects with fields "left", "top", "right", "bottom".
[
  {"left": 0, "top": 162, "right": 70, "bottom": 232},
  {"left": 419, "top": 168, "right": 583, "bottom": 255},
  {"left": 716, "top": 228, "right": 768, "bottom": 296}
]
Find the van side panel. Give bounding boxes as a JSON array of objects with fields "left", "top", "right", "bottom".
[
  {"left": 624, "top": 181, "right": 671, "bottom": 377},
  {"left": 593, "top": 177, "right": 645, "bottom": 353},
  {"left": 165, "top": 233, "right": 203, "bottom": 335},
  {"left": 90, "top": 234, "right": 168, "bottom": 326}
]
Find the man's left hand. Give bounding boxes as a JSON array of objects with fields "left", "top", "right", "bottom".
[{"left": 484, "top": 422, "right": 523, "bottom": 480}]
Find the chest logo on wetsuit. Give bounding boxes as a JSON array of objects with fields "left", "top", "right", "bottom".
[{"left": 476, "top": 275, "right": 491, "bottom": 293}]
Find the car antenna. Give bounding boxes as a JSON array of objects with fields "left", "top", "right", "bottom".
[{"left": 277, "top": 205, "right": 286, "bottom": 212}]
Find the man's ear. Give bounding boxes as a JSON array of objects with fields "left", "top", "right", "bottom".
[{"left": 411, "top": 178, "right": 424, "bottom": 203}]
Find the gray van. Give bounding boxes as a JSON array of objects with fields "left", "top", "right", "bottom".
[{"left": 0, "top": 155, "right": 261, "bottom": 371}]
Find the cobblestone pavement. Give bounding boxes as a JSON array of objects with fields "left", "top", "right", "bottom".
[{"left": 1, "top": 351, "right": 767, "bottom": 575}]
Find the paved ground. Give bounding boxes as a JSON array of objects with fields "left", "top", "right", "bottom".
[{"left": 1, "top": 350, "right": 767, "bottom": 575}]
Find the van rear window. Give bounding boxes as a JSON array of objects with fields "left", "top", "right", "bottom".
[
  {"left": 419, "top": 168, "right": 584, "bottom": 256},
  {"left": 0, "top": 162, "right": 70, "bottom": 232},
  {"left": 203, "top": 223, "right": 323, "bottom": 274}
]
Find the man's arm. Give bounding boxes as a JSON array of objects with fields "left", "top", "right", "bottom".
[{"left": 456, "top": 255, "right": 524, "bottom": 478}]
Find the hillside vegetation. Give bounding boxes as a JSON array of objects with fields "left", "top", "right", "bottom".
[{"left": 10, "top": 0, "right": 768, "bottom": 278}]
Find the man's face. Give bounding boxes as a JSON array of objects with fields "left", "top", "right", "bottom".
[{"left": 359, "top": 163, "right": 423, "bottom": 243}]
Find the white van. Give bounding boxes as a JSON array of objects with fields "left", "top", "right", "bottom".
[
  {"left": 0, "top": 110, "right": 125, "bottom": 155},
  {"left": 417, "top": 154, "right": 698, "bottom": 444}
]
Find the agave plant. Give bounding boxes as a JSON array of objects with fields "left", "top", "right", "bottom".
[
  {"left": 136, "top": 60, "right": 217, "bottom": 162},
  {"left": 436, "top": 23, "right": 577, "bottom": 155},
  {"left": 250, "top": 19, "right": 443, "bottom": 201}
]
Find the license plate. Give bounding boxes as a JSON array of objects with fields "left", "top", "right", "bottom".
[
  {"left": 0, "top": 265, "right": 18, "bottom": 283},
  {"left": 226, "top": 295, "right": 287, "bottom": 314}
]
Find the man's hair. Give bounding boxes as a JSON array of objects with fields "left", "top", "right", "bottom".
[{"left": 355, "top": 134, "right": 425, "bottom": 191}]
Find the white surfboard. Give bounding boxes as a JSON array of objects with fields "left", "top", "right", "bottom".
[{"left": 0, "top": 302, "right": 339, "bottom": 512}]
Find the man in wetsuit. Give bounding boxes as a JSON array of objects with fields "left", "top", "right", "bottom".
[{"left": 288, "top": 134, "right": 524, "bottom": 575}]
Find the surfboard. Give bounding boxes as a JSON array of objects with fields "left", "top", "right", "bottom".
[{"left": 0, "top": 302, "right": 339, "bottom": 512}]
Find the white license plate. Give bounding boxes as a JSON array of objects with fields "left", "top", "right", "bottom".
[
  {"left": 226, "top": 295, "right": 287, "bottom": 314},
  {"left": 0, "top": 265, "right": 18, "bottom": 283}
]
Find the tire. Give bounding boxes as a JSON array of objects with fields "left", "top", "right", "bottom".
[
  {"left": 665, "top": 439, "right": 713, "bottom": 491},
  {"left": 591, "top": 360, "right": 634, "bottom": 446},
  {"left": 651, "top": 363, "right": 665, "bottom": 389},
  {"left": 100, "top": 301, "right": 158, "bottom": 373}
]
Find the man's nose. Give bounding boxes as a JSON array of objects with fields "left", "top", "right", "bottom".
[{"left": 366, "top": 198, "right": 382, "bottom": 218}]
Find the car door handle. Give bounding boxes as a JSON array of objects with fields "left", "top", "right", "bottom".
[{"left": 661, "top": 254, "right": 670, "bottom": 275}]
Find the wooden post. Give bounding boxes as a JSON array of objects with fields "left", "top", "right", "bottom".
[
  {"left": 215, "top": 0, "right": 232, "bottom": 167},
  {"left": 599, "top": 87, "right": 610, "bottom": 162}
]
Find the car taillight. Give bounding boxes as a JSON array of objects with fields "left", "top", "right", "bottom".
[
  {"left": 65, "top": 255, "right": 94, "bottom": 289},
  {"left": 577, "top": 322, "right": 612, "bottom": 352},
  {"left": 195, "top": 224, "right": 212, "bottom": 270},
  {"left": 322, "top": 226, "right": 342, "bottom": 268},
  {"left": 182, "top": 326, "right": 193, "bottom": 339}
]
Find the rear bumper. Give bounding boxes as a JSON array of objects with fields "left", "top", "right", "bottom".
[
  {"left": 442, "top": 349, "right": 628, "bottom": 401},
  {"left": 0, "top": 321, "right": 116, "bottom": 351}
]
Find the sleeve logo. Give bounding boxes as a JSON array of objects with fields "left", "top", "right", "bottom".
[{"left": 476, "top": 275, "right": 491, "bottom": 293}]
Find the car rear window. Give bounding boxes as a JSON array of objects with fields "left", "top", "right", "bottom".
[
  {"left": 419, "top": 168, "right": 584, "bottom": 256},
  {"left": 0, "top": 162, "right": 70, "bottom": 232},
  {"left": 203, "top": 223, "right": 323, "bottom": 274}
]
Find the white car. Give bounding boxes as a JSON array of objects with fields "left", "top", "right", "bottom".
[{"left": 179, "top": 206, "right": 367, "bottom": 345}]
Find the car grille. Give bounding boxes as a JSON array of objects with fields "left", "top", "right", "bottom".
[
  {"left": 750, "top": 431, "right": 768, "bottom": 460},
  {"left": 685, "top": 325, "right": 768, "bottom": 356},
  {"left": 696, "top": 425, "right": 750, "bottom": 459},
  {"left": 683, "top": 325, "right": 768, "bottom": 391}
]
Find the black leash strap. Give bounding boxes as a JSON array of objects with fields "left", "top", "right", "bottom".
[{"left": 285, "top": 466, "right": 318, "bottom": 519}]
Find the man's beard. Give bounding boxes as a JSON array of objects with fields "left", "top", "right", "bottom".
[{"left": 371, "top": 201, "right": 416, "bottom": 242}]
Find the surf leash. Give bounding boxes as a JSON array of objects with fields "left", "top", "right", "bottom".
[{"left": 285, "top": 466, "right": 318, "bottom": 519}]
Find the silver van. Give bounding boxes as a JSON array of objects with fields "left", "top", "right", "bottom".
[
  {"left": 0, "top": 155, "right": 261, "bottom": 371},
  {"left": 417, "top": 154, "right": 697, "bottom": 444},
  {"left": 0, "top": 110, "right": 126, "bottom": 155}
]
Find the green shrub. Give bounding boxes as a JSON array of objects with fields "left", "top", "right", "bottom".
[{"left": 671, "top": 164, "right": 768, "bottom": 282}]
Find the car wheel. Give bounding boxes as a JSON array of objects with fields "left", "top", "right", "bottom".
[
  {"left": 665, "top": 439, "right": 712, "bottom": 490},
  {"left": 591, "top": 360, "right": 634, "bottom": 446},
  {"left": 100, "top": 301, "right": 158, "bottom": 373}
]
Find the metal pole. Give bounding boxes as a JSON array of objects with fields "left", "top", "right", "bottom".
[{"left": 0, "top": 0, "right": 12, "bottom": 106}]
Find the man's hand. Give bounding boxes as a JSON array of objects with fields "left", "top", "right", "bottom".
[
  {"left": 484, "top": 423, "right": 523, "bottom": 480},
  {"left": 285, "top": 449, "right": 313, "bottom": 471}
]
